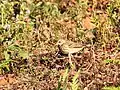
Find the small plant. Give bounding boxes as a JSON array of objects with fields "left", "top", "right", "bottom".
[
  {"left": 102, "top": 86, "right": 120, "bottom": 90},
  {"left": 57, "top": 68, "right": 69, "bottom": 90},
  {"left": 0, "top": 51, "right": 13, "bottom": 74},
  {"left": 57, "top": 68, "right": 80, "bottom": 90},
  {"left": 104, "top": 59, "right": 120, "bottom": 64},
  {"left": 0, "top": 44, "right": 28, "bottom": 74},
  {"left": 70, "top": 70, "right": 80, "bottom": 90}
]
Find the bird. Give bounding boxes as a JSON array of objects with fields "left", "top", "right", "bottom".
[{"left": 56, "top": 39, "right": 84, "bottom": 66}]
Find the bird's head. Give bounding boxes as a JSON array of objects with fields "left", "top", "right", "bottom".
[{"left": 56, "top": 39, "right": 66, "bottom": 46}]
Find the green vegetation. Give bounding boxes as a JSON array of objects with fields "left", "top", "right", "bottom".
[
  {"left": 0, "top": 0, "right": 120, "bottom": 89},
  {"left": 102, "top": 86, "right": 120, "bottom": 90},
  {"left": 57, "top": 69, "right": 80, "bottom": 90}
]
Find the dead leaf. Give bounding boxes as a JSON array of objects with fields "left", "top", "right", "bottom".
[
  {"left": 8, "top": 77, "right": 16, "bottom": 84},
  {"left": 0, "top": 74, "right": 17, "bottom": 86},
  {"left": 0, "top": 76, "right": 8, "bottom": 86},
  {"left": 33, "top": 49, "right": 40, "bottom": 55},
  {"left": 84, "top": 48, "right": 90, "bottom": 55},
  {"left": 99, "top": 13, "right": 108, "bottom": 23},
  {"left": 82, "top": 17, "right": 95, "bottom": 30}
]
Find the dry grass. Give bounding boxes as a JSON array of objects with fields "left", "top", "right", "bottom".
[{"left": 0, "top": 0, "right": 120, "bottom": 90}]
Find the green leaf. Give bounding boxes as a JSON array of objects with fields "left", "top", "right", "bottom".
[
  {"left": 57, "top": 76, "right": 63, "bottom": 90},
  {"left": 104, "top": 59, "right": 120, "bottom": 64},
  {"left": 62, "top": 68, "right": 69, "bottom": 90},
  {"left": 0, "top": 36, "right": 4, "bottom": 42},
  {"left": 4, "top": 51, "right": 10, "bottom": 60},
  {"left": 0, "top": 59, "right": 13, "bottom": 69},
  {"left": 71, "top": 70, "right": 80, "bottom": 90},
  {"left": 104, "top": 59, "right": 113, "bottom": 64},
  {"left": 102, "top": 86, "right": 120, "bottom": 90},
  {"left": 7, "top": 45, "right": 21, "bottom": 51},
  {"left": 5, "top": 65, "right": 10, "bottom": 71},
  {"left": 19, "top": 50, "right": 28, "bottom": 59}
]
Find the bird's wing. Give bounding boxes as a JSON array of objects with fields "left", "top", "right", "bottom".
[
  {"left": 67, "top": 47, "right": 84, "bottom": 54},
  {"left": 66, "top": 41, "right": 82, "bottom": 48}
]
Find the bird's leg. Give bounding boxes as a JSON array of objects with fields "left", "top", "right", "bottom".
[
  {"left": 68, "top": 53, "right": 73, "bottom": 66},
  {"left": 68, "top": 53, "right": 76, "bottom": 70}
]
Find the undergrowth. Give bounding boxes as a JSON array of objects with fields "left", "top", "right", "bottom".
[{"left": 0, "top": 0, "right": 120, "bottom": 89}]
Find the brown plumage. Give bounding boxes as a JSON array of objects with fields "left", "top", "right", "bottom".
[
  {"left": 56, "top": 39, "right": 84, "bottom": 65},
  {"left": 56, "top": 39, "right": 83, "bottom": 54}
]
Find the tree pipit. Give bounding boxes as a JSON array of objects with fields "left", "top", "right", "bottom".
[{"left": 56, "top": 39, "right": 84, "bottom": 66}]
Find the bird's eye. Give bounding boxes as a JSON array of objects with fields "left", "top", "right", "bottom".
[
  {"left": 58, "top": 40, "right": 61, "bottom": 43},
  {"left": 59, "top": 41, "right": 61, "bottom": 43}
]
